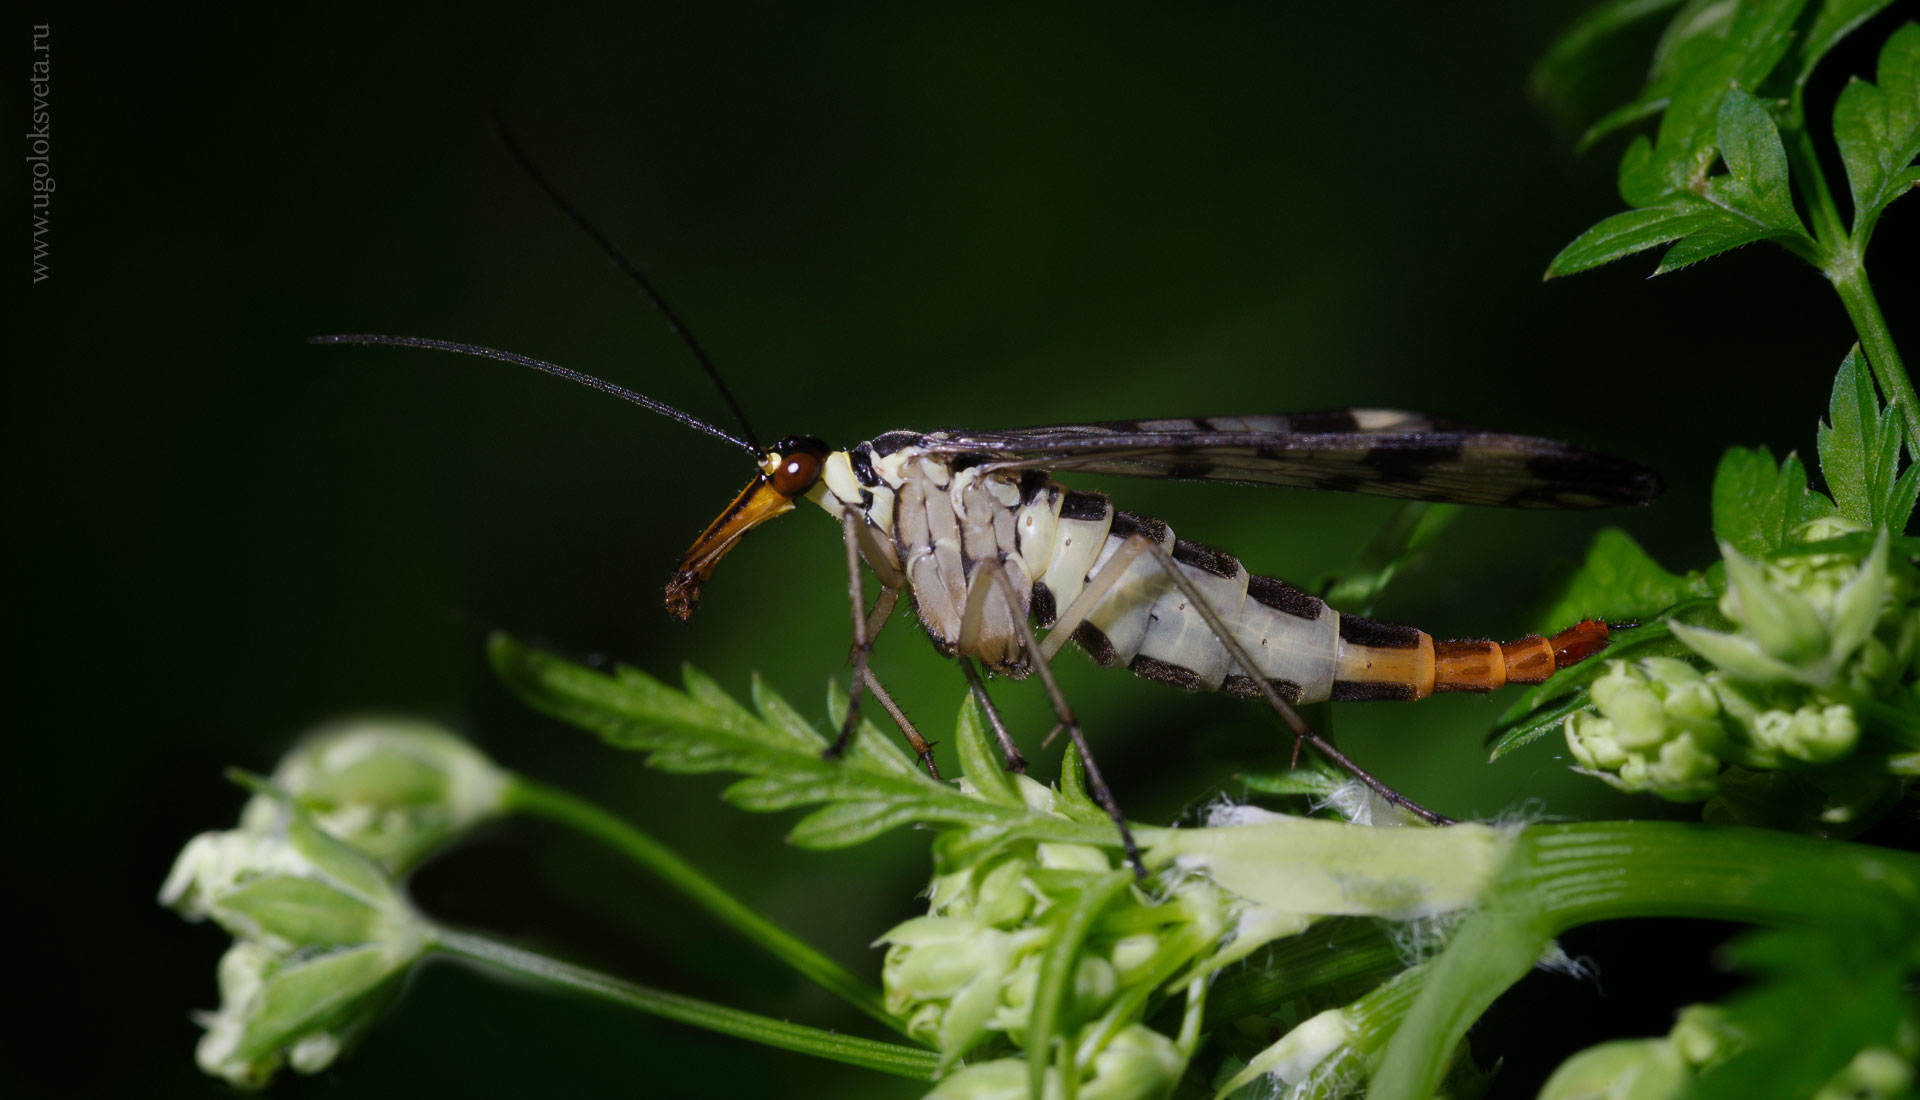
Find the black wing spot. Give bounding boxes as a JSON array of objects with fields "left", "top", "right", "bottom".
[
  {"left": 1247, "top": 575, "right": 1324, "bottom": 620},
  {"left": 1165, "top": 462, "right": 1214, "bottom": 480},
  {"left": 1523, "top": 451, "right": 1666, "bottom": 507},
  {"left": 1171, "top": 538, "right": 1241, "bottom": 579},
  {"left": 1361, "top": 442, "right": 1462, "bottom": 486}
]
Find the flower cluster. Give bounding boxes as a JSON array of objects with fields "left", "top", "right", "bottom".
[
  {"left": 161, "top": 781, "right": 429, "bottom": 1087},
  {"left": 1566, "top": 523, "right": 1917, "bottom": 813},
  {"left": 240, "top": 717, "right": 509, "bottom": 873},
  {"left": 162, "top": 720, "right": 509, "bottom": 1087},
  {"left": 881, "top": 773, "right": 1223, "bottom": 1099}
]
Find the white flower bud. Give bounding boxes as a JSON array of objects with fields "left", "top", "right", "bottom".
[{"left": 240, "top": 718, "right": 508, "bottom": 873}]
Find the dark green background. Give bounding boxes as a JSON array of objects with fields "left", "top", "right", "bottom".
[{"left": 10, "top": 4, "right": 1914, "bottom": 1097}]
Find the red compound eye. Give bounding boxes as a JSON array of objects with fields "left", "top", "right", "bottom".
[{"left": 767, "top": 435, "right": 827, "bottom": 496}]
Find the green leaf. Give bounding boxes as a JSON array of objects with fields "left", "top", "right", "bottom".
[
  {"left": 1319, "top": 502, "right": 1459, "bottom": 614},
  {"left": 956, "top": 695, "right": 1022, "bottom": 808},
  {"left": 1794, "top": 0, "right": 1900, "bottom": 86},
  {"left": 488, "top": 634, "right": 1122, "bottom": 853},
  {"left": 1576, "top": 3, "right": 1734, "bottom": 153},
  {"left": 1545, "top": 200, "right": 1725, "bottom": 277},
  {"left": 1532, "top": 0, "right": 1688, "bottom": 131},
  {"left": 1238, "top": 755, "right": 1350, "bottom": 800},
  {"left": 1817, "top": 346, "right": 1919, "bottom": 529},
  {"left": 1054, "top": 742, "right": 1113, "bottom": 826},
  {"left": 1834, "top": 22, "right": 1920, "bottom": 243},
  {"left": 787, "top": 801, "right": 932, "bottom": 849},
  {"left": 1707, "top": 87, "right": 1807, "bottom": 232},
  {"left": 1652, "top": 216, "right": 1785, "bottom": 271},
  {"left": 1711, "top": 445, "right": 1816, "bottom": 555},
  {"left": 1538, "top": 528, "right": 1711, "bottom": 628},
  {"left": 1563, "top": 86, "right": 1817, "bottom": 277},
  {"left": 1684, "top": 925, "right": 1918, "bottom": 1100},
  {"left": 1632, "top": 0, "right": 1810, "bottom": 199}
]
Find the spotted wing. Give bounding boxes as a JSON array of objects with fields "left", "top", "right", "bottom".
[{"left": 913, "top": 411, "right": 1662, "bottom": 509}]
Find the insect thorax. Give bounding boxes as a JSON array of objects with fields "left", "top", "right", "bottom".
[{"left": 810, "top": 437, "right": 1041, "bottom": 673}]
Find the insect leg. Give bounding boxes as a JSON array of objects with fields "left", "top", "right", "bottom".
[
  {"left": 976, "top": 559, "right": 1147, "bottom": 879},
  {"left": 1136, "top": 538, "right": 1456, "bottom": 827},
  {"left": 1038, "top": 534, "right": 1152, "bottom": 663},
  {"left": 860, "top": 666, "right": 941, "bottom": 780},
  {"left": 825, "top": 511, "right": 888, "bottom": 761},
  {"left": 957, "top": 656, "right": 1028, "bottom": 773}
]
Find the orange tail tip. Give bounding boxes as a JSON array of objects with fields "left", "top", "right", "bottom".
[
  {"left": 1429, "top": 620, "right": 1611, "bottom": 693},
  {"left": 1548, "top": 618, "right": 1611, "bottom": 669}
]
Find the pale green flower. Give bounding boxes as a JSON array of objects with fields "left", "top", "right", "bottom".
[
  {"left": 239, "top": 718, "right": 509, "bottom": 872},
  {"left": 1566, "top": 659, "right": 1727, "bottom": 801},
  {"left": 162, "top": 781, "right": 427, "bottom": 1088},
  {"left": 1670, "top": 532, "right": 1892, "bottom": 689},
  {"left": 1535, "top": 1037, "right": 1688, "bottom": 1100}
]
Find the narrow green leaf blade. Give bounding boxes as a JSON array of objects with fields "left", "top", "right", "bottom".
[
  {"left": 788, "top": 801, "right": 926, "bottom": 848},
  {"left": 1546, "top": 200, "right": 1724, "bottom": 277},
  {"left": 955, "top": 695, "right": 1022, "bottom": 807},
  {"left": 1027, "top": 871, "right": 1134, "bottom": 1100},
  {"left": 1653, "top": 217, "right": 1784, "bottom": 272}
]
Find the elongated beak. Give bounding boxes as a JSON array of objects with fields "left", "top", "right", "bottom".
[{"left": 665, "top": 474, "right": 796, "bottom": 621}]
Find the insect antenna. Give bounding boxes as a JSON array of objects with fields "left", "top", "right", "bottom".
[
  {"left": 308, "top": 334, "right": 757, "bottom": 454},
  {"left": 488, "top": 109, "right": 762, "bottom": 453}
]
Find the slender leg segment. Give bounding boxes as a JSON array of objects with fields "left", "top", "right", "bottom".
[
  {"left": 958, "top": 657, "right": 1028, "bottom": 773},
  {"left": 975, "top": 559, "right": 1146, "bottom": 878},
  {"left": 827, "top": 511, "right": 884, "bottom": 760},
  {"left": 1039, "top": 534, "right": 1152, "bottom": 663},
  {"left": 821, "top": 512, "right": 941, "bottom": 779},
  {"left": 862, "top": 666, "right": 941, "bottom": 780},
  {"left": 1136, "top": 537, "right": 1455, "bottom": 827}
]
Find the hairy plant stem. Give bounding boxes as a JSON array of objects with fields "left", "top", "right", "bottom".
[
  {"left": 430, "top": 928, "right": 938, "bottom": 1080},
  {"left": 504, "top": 776, "right": 904, "bottom": 1036},
  {"left": 1369, "top": 822, "right": 1920, "bottom": 1100}
]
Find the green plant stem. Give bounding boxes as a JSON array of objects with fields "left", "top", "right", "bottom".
[
  {"left": 504, "top": 775, "right": 904, "bottom": 1036},
  {"left": 1784, "top": 97, "right": 1849, "bottom": 248},
  {"left": 1830, "top": 261, "right": 1920, "bottom": 446},
  {"left": 1778, "top": 97, "right": 1918, "bottom": 445},
  {"left": 1371, "top": 821, "right": 1920, "bottom": 1100},
  {"left": 430, "top": 928, "right": 938, "bottom": 1081}
]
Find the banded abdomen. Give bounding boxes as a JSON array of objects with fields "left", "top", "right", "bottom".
[{"left": 1014, "top": 480, "right": 1607, "bottom": 704}]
